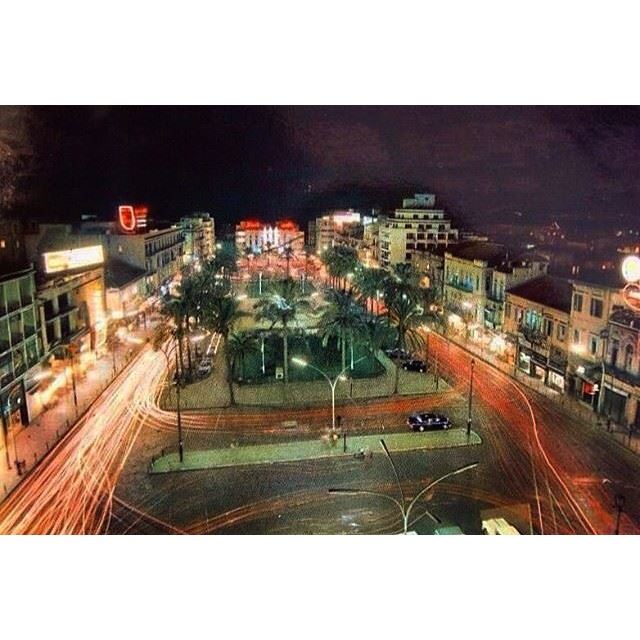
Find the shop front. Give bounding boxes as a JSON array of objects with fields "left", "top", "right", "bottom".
[{"left": 602, "top": 385, "right": 628, "bottom": 424}]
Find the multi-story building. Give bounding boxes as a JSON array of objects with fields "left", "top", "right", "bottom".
[
  {"left": 1, "top": 266, "right": 45, "bottom": 453},
  {"left": 379, "top": 194, "right": 459, "bottom": 268},
  {"left": 104, "top": 258, "right": 147, "bottom": 321},
  {"left": 484, "top": 254, "right": 549, "bottom": 331},
  {"left": 602, "top": 307, "right": 640, "bottom": 427},
  {"left": 313, "top": 210, "right": 362, "bottom": 255},
  {"left": 412, "top": 246, "right": 447, "bottom": 306},
  {"left": 235, "top": 220, "right": 304, "bottom": 256},
  {"left": 24, "top": 225, "right": 108, "bottom": 354},
  {"left": 504, "top": 275, "right": 572, "bottom": 392},
  {"left": 84, "top": 225, "right": 184, "bottom": 296},
  {"left": 566, "top": 269, "right": 625, "bottom": 408},
  {"left": 443, "top": 242, "right": 507, "bottom": 332},
  {"left": 179, "top": 213, "right": 215, "bottom": 267}
]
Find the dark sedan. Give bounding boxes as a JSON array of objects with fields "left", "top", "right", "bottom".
[
  {"left": 402, "top": 358, "right": 427, "bottom": 373},
  {"left": 407, "top": 412, "right": 451, "bottom": 432},
  {"left": 385, "top": 348, "right": 411, "bottom": 361}
]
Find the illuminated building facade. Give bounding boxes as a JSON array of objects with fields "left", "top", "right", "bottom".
[
  {"left": 504, "top": 275, "right": 572, "bottom": 392},
  {"left": 0, "top": 267, "right": 44, "bottom": 453},
  {"left": 566, "top": 270, "right": 625, "bottom": 411},
  {"left": 379, "top": 194, "right": 459, "bottom": 268},
  {"left": 180, "top": 213, "right": 215, "bottom": 266},
  {"left": 235, "top": 220, "right": 304, "bottom": 256},
  {"left": 313, "top": 210, "right": 362, "bottom": 254}
]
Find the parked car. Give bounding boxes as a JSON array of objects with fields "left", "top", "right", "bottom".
[
  {"left": 385, "top": 347, "right": 411, "bottom": 361},
  {"left": 402, "top": 358, "right": 427, "bottom": 373},
  {"left": 197, "top": 358, "right": 213, "bottom": 376},
  {"left": 407, "top": 412, "right": 451, "bottom": 431}
]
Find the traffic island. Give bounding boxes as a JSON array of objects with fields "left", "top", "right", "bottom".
[{"left": 149, "top": 428, "right": 482, "bottom": 474}]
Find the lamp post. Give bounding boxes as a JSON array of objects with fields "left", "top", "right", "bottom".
[
  {"left": 329, "top": 438, "right": 479, "bottom": 534},
  {"left": 467, "top": 358, "right": 475, "bottom": 436},
  {"left": 292, "top": 356, "right": 365, "bottom": 433},
  {"left": 157, "top": 339, "right": 184, "bottom": 463},
  {"left": 614, "top": 493, "right": 625, "bottom": 535}
]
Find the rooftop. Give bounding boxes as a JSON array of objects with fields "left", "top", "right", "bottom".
[
  {"left": 445, "top": 241, "right": 507, "bottom": 266},
  {"left": 105, "top": 258, "right": 147, "bottom": 289},
  {"left": 570, "top": 267, "right": 626, "bottom": 290},
  {"left": 507, "top": 275, "right": 573, "bottom": 313}
]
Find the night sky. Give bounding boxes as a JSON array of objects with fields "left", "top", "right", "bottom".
[{"left": 5, "top": 106, "right": 640, "bottom": 231}]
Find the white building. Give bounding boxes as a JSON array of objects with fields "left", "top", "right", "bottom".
[
  {"left": 313, "top": 210, "right": 362, "bottom": 254},
  {"left": 379, "top": 194, "right": 459, "bottom": 268},
  {"left": 235, "top": 220, "right": 304, "bottom": 256}
]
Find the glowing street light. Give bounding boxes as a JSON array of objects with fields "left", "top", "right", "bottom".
[
  {"left": 291, "top": 356, "right": 365, "bottom": 432},
  {"left": 329, "top": 438, "right": 479, "bottom": 534}
]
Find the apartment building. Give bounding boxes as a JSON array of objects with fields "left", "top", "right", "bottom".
[
  {"left": 443, "top": 242, "right": 507, "bottom": 330},
  {"left": 180, "top": 213, "right": 215, "bottom": 267},
  {"left": 505, "top": 275, "right": 572, "bottom": 392},
  {"left": 379, "top": 194, "right": 459, "bottom": 268},
  {"left": 484, "top": 254, "right": 548, "bottom": 330},
  {"left": 603, "top": 307, "right": 640, "bottom": 427},
  {"left": 0, "top": 267, "right": 44, "bottom": 445},
  {"left": 313, "top": 210, "right": 362, "bottom": 255},
  {"left": 566, "top": 269, "right": 625, "bottom": 408}
]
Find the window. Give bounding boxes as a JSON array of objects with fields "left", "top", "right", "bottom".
[
  {"left": 505, "top": 302, "right": 512, "bottom": 319},
  {"left": 557, "top": 323, "right": 566, "bottom": 341},
  {"left": 543, "top": 318, "right": 553, "bottom": 336},
  {"left": 573, "top": 329, "right": 581, "bottom": 344},
  {"left": 624, "top": 344, "right": 634, "bottom": 371},
  {"left": 572, "top": 293, "right": 583, "bottom": 313},
  {"left": 590, "top": 298, "right": 603, "bottom": 318},
  {"left": 589, "top": 335, "right": 599, "bottom": 356}
]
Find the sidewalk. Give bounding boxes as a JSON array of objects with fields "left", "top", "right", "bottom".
[
  {"left": 149, "top": 428, "right": 482, "bottom": 473},
  {"left": 0, "top": 322, "right": 155, "bottom": 501},
  {"left": 437, "top": 329, "right": 640, "bottom": 456}
]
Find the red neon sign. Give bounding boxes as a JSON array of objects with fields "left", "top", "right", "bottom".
[{"left": 118, "top": 204, "right": 148, "bottom": 234}]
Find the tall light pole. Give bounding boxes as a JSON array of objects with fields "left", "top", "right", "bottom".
[
  {"left": 291, "top": 356, "right": 365, "bottom": 433},
  {"left": 156, "top": 337, "right": 184, "bottom": 463},
  {"left": 467, "top": 358, "right": 475, "bottom": 437},
  {"left": 329, "top": 438, "right": 479, "bottom": 534},
  {"left": 614, "top": 494, "right": 625, "bottom": 535}
]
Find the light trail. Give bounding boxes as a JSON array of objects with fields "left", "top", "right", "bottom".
[{"left": 0, "top": 346, "right": 168, "bottom": 535}]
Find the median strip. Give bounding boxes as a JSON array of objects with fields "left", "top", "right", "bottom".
[{"left": 149, "top": 428, "right": 482, "bottom": 473}]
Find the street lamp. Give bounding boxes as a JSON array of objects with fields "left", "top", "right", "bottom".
[
  {"left": 156, "top": 339, "right": 184, "bottom": 463},
  {"left": 291, "top": 356, "right": 365, "bottom": 433},
  {"left": 329, "top": 438, "right": 479, "bottom": 534},
  {"left": 467, "top": 358, "right": 475, "bottom": 437},
  {"left": 614, "top": 494, "right": 625, "bottom": 535}
]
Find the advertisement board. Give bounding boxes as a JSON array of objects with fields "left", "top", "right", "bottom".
[{"left": 43, "top": 245, "right": 104, "bottom": 274}]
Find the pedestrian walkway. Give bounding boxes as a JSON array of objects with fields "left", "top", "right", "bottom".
[
  {"left": 0, "top": 323, "right": 155, "bottom": 501},
  {"left": 149, "top": 428, "right": 482, "bottom": 473}
]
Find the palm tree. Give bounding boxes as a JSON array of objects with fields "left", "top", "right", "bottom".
[
  {"left": 361, "top": 315, "right": 395, "bottom": 357},
  {"left": 202, "top": 296, "right": 245, "bottom": 405},
  {"left": 319, "top": 289, "right": 366, "bottom": 371},
  {"left": 384, "top": 263, "right": 422, "bottom": 307},
  {"left": 227, "top": 332, "right": 258, "bottom": 381},
  {"left": 159, "top": 295, "right": 189, "bottom": 377},
  {"left": 253, "top": 278, "right": 309, "bottom": 384},
  {"left": 355, "top": 267, "right": 387, "bottom": 314},
  {"left": 387, "top": 295, "right": 425, "bottom": 393},
  {"left": 321, "top": 245, "right": 358, "bottom": 290}
]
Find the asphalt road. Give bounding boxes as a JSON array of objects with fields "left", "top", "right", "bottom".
[
  {"left": 2, "top": 320, "right": 638, "bottom": 534},
  {"left": 109, "top": 331, "right": 640, "bottom": 534}
]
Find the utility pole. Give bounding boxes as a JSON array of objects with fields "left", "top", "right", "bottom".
[{"left": 467, "top": 358, "right": 475, "bottom": 437}]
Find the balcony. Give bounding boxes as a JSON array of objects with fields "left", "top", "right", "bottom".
[{"left": 446, "top": 280, "right": 474, "bottom": 293}]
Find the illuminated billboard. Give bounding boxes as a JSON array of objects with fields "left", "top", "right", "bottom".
[
  {"left": 118, "top": 205, "right": 148, "bottom": 234},
  {"left": 43, "top": 245, "right": 104, "bottom": 274}
]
